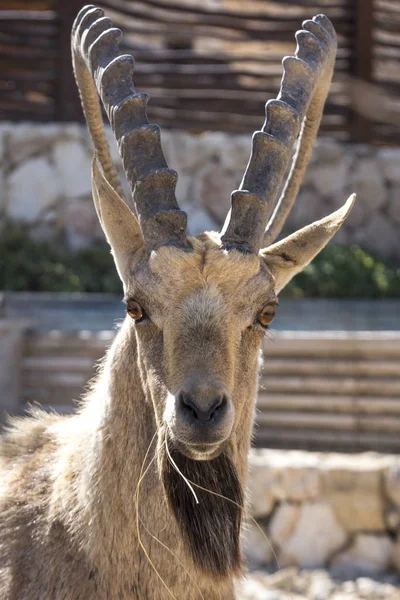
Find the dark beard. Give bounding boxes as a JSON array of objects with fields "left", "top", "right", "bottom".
[{"left": 159, "top": 443, "right": 243, "bottom": 578}]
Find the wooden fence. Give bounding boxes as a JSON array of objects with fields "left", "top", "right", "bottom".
[
  {"left": 1, "top": 0, "right": 400, "bottom": 144},
  {"left": 19, "top": 330, "right": 400, "bottom": 453}
]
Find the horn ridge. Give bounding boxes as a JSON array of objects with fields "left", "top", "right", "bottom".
[
  {"left": 72, "top": 5, "right": 188, "bottom": 250},
  {"left": 221, "top": 14, "right": 337, "bottom": 253}
]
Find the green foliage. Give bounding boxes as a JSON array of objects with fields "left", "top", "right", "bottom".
[
  {"left": 1, "top": 224, "right": 399, "bottom": 297},
  {"left": 0, "top": 224, "right": 121, "bottom": 294},
  {"left": 283, "top": 244, "right": 400, "bottom": 298}
]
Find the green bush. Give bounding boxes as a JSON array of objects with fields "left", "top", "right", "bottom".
[
  {"left": 283, "top": 244, "right": 400, "bottom": 298},
  {"left": 0, "top": 225, "right": 120, "bottom": 294},
  {"left": 0, "top": 224, "right": 399, "bottom": 297}
]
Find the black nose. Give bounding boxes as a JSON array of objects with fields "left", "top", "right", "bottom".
[{"left": 180, "top": 392, "right": 226, "bottom": 423}]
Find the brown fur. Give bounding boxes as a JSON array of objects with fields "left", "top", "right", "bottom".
[
  {"left": 0, "top": 236, "right": 271, "bottom": 599},
  {"left": 0, "top": 220, "right": 352, "bottom": 599}
]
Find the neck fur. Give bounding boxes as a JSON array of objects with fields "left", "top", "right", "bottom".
[{"left": 72, "top": 319, "right": 255, "bottom": 585}]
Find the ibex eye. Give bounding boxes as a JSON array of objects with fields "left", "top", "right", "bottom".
[
  {"left": 127, "top": 300, "right": 145, "bottom": 322},
  {"left": 258, "top": 304, "right": 276, "bottom": 328}
]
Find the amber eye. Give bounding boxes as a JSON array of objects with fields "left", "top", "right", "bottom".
[
  {"left": 258, "top": 304, "right": 276, "bottom": 328},
  {"left": 127, "top": 300, "right": 145, "bottom": 321}
]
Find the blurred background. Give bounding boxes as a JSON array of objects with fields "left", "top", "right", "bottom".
[
  {"left": 1, "top": 0, "right": 400, "bottom": 591},
  {"left": 1, "top": 0, "right": 400, "bottom": 442}
]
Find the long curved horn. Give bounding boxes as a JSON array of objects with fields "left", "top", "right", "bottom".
[
  {"left": 221, "top": 15, "right": 337, "bottom": 254},
  {"left": 71, "top": 5, "right": 188, "bottom": 251}
]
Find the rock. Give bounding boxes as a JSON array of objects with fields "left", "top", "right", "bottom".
[
  {"left": 322, "top": 455, "right": 386, "bottom": 533},
  {"left": 350, "top": 158, "right": 386, "bottom": 211},
  {"left": 53, "top": 140, "right": 92, "bottom": 197},
  {"left": 248, "top": 450, "right": 321, "bottom": 519},
  {"left": 387, "top": 184, "right": 400, "bottom": 224},
  {"left": 330, "top": 535, "right": 393, "bottom": 579},
  {"left": 311, "top": 139, "right": 344, "bottom": 166},
  {"left": 378, "top": 148, "right": 400, "bottom": 183},
  {"left": 8, "top": 157, "right": 61, "bottom": 222},
  {"left": 175, "top": 173, "right": 192, "bottom": 207},
  {"left": 343, "top": 193, "right": 366, "bottom": 228},
  {"left": 354, "top": 212, "right": 399, "bottom": 259},
  {"left": 308, "top": 571, "right": 336, "bottom": 600},
  {"left": 276, "top": 502, "right": 348, "bottom": 568},
  {"left": 309, "top": 155, "right": 351, "bottom": 197},
  {"left": 186, "top": 206, "right": 217, "bottom": 235},
  {"left": 243, "top": 521, "right": 274, "bottom": 569},
  {"left": 63, "top": 197, "right": 103, "bottom": 250},
  {"left": 269, "top": 503, "right": 300, "bottom": 548},
  {"left": 286, "top": 189, "right": 332, "bottom": 230},
  {"left": 219, "top": 134, "right": 250, "bottom": 171},
  {"left": 192, "top": 163, "right": 232, "bottom": 225}
]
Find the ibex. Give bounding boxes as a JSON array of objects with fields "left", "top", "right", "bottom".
[{"left": 0, "top": 6, "right": 354, "bottom": 599}]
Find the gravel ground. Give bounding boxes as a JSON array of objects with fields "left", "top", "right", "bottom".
[{"left": 239, "top": 568, "right": 400, "bottom": 599}]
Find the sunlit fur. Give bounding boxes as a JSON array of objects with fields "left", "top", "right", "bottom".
[{"left": 0, "top": 233, "right": 277, "bottom": 600}]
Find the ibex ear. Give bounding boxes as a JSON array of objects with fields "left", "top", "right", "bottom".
[
  {"left": 261, "top": 194, "right": 356, "bottom": 294},
  {"left": 91, "top": 156, "right": 143, "bottom": 282}
]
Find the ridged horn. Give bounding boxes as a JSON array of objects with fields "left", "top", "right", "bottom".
[
  {"left": 71, "top": 5, "right": 188, "bottom": 251},
  {"left": 221, "top": 14, "right": 337, "bottom": 254}
]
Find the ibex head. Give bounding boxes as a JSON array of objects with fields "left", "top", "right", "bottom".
[{"left": 72, "top": 6, "right": 354, "bottom": 576}]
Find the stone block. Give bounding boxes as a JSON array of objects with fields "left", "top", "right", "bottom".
[
  {"left": 309, "top": 155, "right": 351, "bottom": 197},
  {"left": 321, "top": 456, "right": 386, "bottom": 532},
  {"left": 8, "top": 123, "right": 61, "bottom": 166},
  {"left": 53, "top": 140, "right": 92, "bottom": 198},
  {"left": 192, "top": 163, "right": 233, "bottom": 225},
  {"left": 63, "top": 197, "right": 103, "bottom": 250},
  {"left": 276, "top": 502, "right": 348, "bottom": 568},
  {"left": 379, "top": 148, "right": 400, "bottom": 183},
  {"left": 311, "top": 139, "right": 344, "bottom": 166},
  {"left": 243, "top": 521, "right": 274, "bottom": 569},
  {"left": 387, "top": 184, "right": 400, "bottom": 224},
  {"left": 384, "top": 460, "right": 400, "bottom": 510},
  {"left": 354, "top": 212, "right": 399, "bottom": 259},
  {"left": 8, "top": 157, "right": 61, "bottom": 222},
  {"left": 186, "top": 206, "right": 217, "bottom": 236},
  {"left": 269, "top": 503, "right": 300, "bottom": 548},
  {"left": 330, "top": 535, "right": 393, "bottom": 578},
  {"left": 286, "top": 190, "right": 332, "bottom": 230},
  {"left": 350, "top": 158, "right": 386, "bottom": 211}
]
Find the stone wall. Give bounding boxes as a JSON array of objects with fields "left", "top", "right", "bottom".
[
  {"left": 0, "top": 122, "right": 399, "bottom": 260},
  {"left": 247, "top": 450, "right": 400, "bottom": 577}
]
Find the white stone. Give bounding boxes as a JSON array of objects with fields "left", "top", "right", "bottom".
[
  {"left": 387, "top": 184, "right": 400, "bottom": 224},
  {"left": 354, "top": 212, "right": 399, "bottom": 259},
  {"left": 350, "top": 158, "right": 386, "bottom": 211},
  {"left": 269, "top": 503, "right": 300, "bottom": 548},
  {"left": 330, "top": 535, "right": 393, "bottom": 578},
  {"left": 311, "top": 139, "right": 344, "bottom": 166},
  {"left": 309, "top": 155, "right": 351, "bottom": 197},
  {"left": 53, "top": 139, "right": 92, "bottom": 197},
  {"left": 379, "top": 148, "right": 400, "bottom": 183},
  {"left": 249, "top": 450, "right": 320, "bottom": 511},
  {"left": 186, "top": 206, "right": 217, "bottom": 235},
  {"left": 286, "top": 189, "right": 332, "bottom": 230},
  {"left": 8, "top": 157, "right": 61, "bottom": 222},
  {"left": 63, "top": 197, "right": 103, "bottom": 250},
  {"left": 219, "top": 134, "right": 250, "bottom": 171},
  {"left": 243, "top": 521, "right": 274, "bottom": 569},
  {"left": 278, "top": 502, "right": 348, "bottom": 568},
  {"left": 384, "top": 461, "right": 400, "bottom": 510},
  {"left": 322, "top": 454, "right": 388, "bottom": 533}
]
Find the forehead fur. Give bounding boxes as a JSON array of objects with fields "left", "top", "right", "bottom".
[{"left": 145, "top": 235, "right": 271, "bottom": 299}]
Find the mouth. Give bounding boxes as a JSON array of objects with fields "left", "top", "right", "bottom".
[{"left": 166, "top": 426, "right": 228, "bottom": 461}]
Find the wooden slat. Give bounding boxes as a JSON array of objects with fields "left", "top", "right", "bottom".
[
  {"left": 257, "top": 394, "right": 400, "bottom": 415},
  {"left": 261, "top": 358, "right": 400, "bottom": 377}
]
